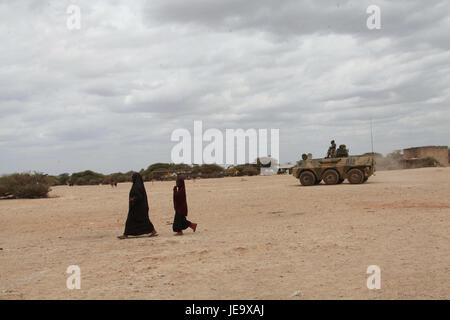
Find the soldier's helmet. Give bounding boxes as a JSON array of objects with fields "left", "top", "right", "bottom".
[
  {"left": 302, "top": 153, "right": 308, "bottom": 160},
  {"left": 331, "top": 140, "right": 335, "bottom": 144}
]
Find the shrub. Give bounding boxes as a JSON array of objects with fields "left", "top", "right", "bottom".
[
  {"left": 241, "top": 166, "right": 260, "bottom": 176},
  {"left": 234, "top": 163, "right": 260, "bottom": 176},
  {"left": 45, "top": 175, "right": 61, "bottom": 186},
  {"left": 141, "top": 163, "right": 199, "bottom": 181},
  {"left": 58, "top": 173, "right": 70, "bottom": 185},
  {"left": 103, "top": 172, "right": 134, "bottom": 184},
  {"left": 142, "top": 163, "right": 172, "bottom": 181},
  {"left": 224, "top": 166, "right": 238, "bottom": 176},
  {"left": 0, "top": 173, "right": 51, "bottom": 199},
  {"left": 69, "top": 170, "right": 105, "bottom": 185},
  {"left": 192, "top": 164, "right": 224, "bottom": 176},
  {"left": 143, "top": 163, "right": 171, "bottom": 175}
]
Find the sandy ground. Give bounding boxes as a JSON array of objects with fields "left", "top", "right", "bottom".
[{"left": 0, "top": 167, "right": 449, "bottom": 300}]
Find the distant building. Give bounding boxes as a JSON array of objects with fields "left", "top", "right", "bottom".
[
  {"left": 257, "top": 157, "right": 279, "bottom": 175},
  {"left": 402, "top": 146, "right": 448, "bottom": 168}
]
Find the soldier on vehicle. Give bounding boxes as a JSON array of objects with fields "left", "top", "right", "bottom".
[
  {"left": 326, "top": 140, "right": 337, "bottom": 158},
  {"left": 336, "top": 144, "right": 349, "bottom": 157}
]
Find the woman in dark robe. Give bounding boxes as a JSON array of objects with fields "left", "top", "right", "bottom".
[
  {"left": 173, "top": 177, "right": 197, "bottom": 235},
  {"left": 118, "top": 172, "right": 157, "bottom": 239}
]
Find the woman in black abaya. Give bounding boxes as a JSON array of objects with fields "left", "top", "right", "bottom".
[{"left": 118, "top": 172, "right": 157, "bottom": 239}]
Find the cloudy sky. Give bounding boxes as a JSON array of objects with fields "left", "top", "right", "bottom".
[{"left": 1, "top": 0, "right": 449, "bottom": 175}]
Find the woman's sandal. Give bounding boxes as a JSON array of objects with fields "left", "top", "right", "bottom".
[{"left": 148, "top": 231, "right": 158, "bottom": 237}]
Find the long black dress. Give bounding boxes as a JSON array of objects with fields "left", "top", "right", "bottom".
[
  {"left": 123, "top": 173, "right": 155, "bottom": 236},
  {"left": 172, "top": 178, "right": 192, "bottom": 232}
]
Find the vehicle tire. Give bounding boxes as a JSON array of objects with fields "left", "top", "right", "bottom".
[
  {"left": 347, "top": 168, "right": 364, "bottom": 184},
  {"left": 363, "top": 177, "right": 368, "bottom": 183},
  {"left": 299, "top": 171, "right": 316, "bottom": 186},
  {"left": 322, "top": 169, "right": 340, "bottom": 185},
  {"left": 337, "top": 178, "right": 344, "bottom": 184}
]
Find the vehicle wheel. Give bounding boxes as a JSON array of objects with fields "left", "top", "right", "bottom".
[
  {"left": 299, "top": 171, "right": 316, "bottom": 186},
  {"left": 363, "top": 177, "right": 368, "bottom": 183},
  {"left": 337, "top": 178, "right": 344, "bottom": 184},
  {"left": 347, "top": 168, "right": 364, "bottom": 184},
  {"left": 322, "top": 169, "right": 339, "bottom": 185}
]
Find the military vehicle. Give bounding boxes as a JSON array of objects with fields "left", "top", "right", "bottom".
[{"left": 292, "top": 154, "right": 376, "bottom": 186}]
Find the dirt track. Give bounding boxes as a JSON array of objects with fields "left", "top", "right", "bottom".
[{"left": 0, "top": 167, "right": 449, "bottom": 299}]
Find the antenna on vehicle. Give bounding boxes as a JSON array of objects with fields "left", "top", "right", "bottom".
[
  {"left": 370, "top": 118, "right": 376, "bottom": 175},
  {"left": 370, "top": 118, "right": 374, "bottom": 154}
]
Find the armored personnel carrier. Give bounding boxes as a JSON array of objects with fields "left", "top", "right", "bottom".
[{"left": 292, "top": 154, "right": 376, "bottom": 186}]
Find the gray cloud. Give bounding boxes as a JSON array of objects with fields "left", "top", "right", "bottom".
[{"left": 0, "top": 0, "right": 449, "bottom": 174}]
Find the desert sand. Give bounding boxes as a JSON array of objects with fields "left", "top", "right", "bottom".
[{"left": 0, "top": 167, "right": 449, "bottom": 300}]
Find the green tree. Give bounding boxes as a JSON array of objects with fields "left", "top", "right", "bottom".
[
  {"left": 58, "top": 173, "right": 70, "bottom": 185},
  {"left": 69, "top": 170, "right": 105, "bottom": 185}
]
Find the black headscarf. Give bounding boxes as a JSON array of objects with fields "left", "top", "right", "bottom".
[{"left": 131, "top": 172, "right": 148, "bottom": 210}]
